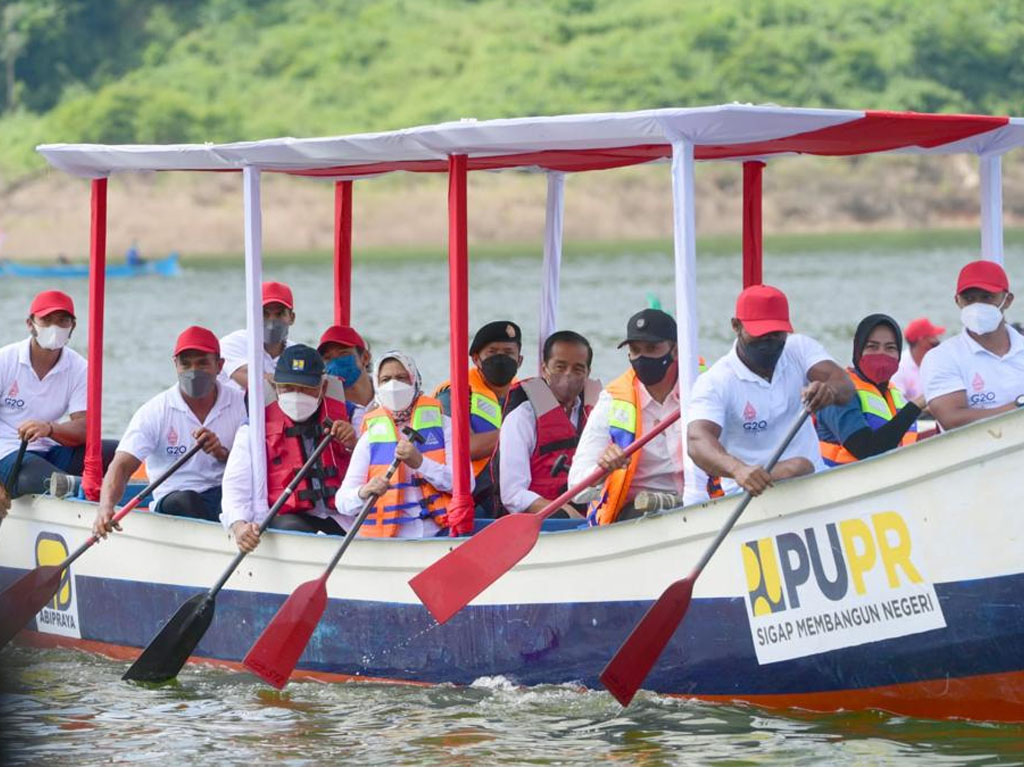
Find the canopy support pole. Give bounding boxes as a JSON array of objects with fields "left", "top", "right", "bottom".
[
  {"left": 538, "top": 171, "right": 565, "bottom": 372},
  {"left": 980, "top": 155, "right": 1004, "bottom": 264},
  {"left": 82, "top": 178, "right": 108, "bottom": 501},
  {"left": 742, "top": 161, "right": 765, "bottom": 287},
  {"left": 334, "top": 180, "right": 353, "bottom": 325},
  {"left": 671, "top": 141, "right": 699, "bottom": 404},
  {"left": 446, "top": 154, "right": 474, "bottom": 533},
  {"left": 243, "top": 167, "right": 268, "bottom": 510}
]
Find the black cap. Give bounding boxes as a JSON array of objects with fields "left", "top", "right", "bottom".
[
  {"left": 273, "top": 344, "right": 325, "bottom": 386},
  {"left": 470, "top": 320, "right": 522, "bottom": 355},
  {"left": 617, "top": 309, "right": 677, "bottom": 348}
]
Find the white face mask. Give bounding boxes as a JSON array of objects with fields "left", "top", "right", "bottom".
[
  {"left": 377, "top": 379, "right": 416, "bottom": 413},
  {"left": 961, "top": 299, "right": 1006, "bottom": 335},
  {"left": 277, "top": 391, "right": 321, "bottom": 422},
  {"left": 33, "top": 322, "right": 72, "bottom": 350}
]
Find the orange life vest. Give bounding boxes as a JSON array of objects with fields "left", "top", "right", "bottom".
[
  {"left": 359, "top": 395, "right": 451, "bottom": 537},
  {"left": 818, "top": 367, "right": 918, "bottom": 466},
  {"left": 265, "top": 396, "right": 350, "bottom": 516},
  {"left": 587, "top": 369, "right": 646, "bottom": 526},
  {"left": 434, "top": 367, "right": 515, "bottom": 478}
]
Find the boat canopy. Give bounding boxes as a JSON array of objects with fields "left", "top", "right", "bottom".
[{"left": 34, "top": 104, "right": 1022, "bottom": 524}]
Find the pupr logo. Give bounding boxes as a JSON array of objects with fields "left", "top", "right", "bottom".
[
  {"left": 166, "top": 425, "right": 187, "bottom": 455},
  {"left": 968, "top": 372, "right": 996, "bottom": 405},
  {"left": 34, "top": 531, "right": 81, "bottom": 638},
  {"left": 742, "top": 401, "right": 768, "bottom": 433},
  {"left": 4, "top": 380, "right": 25, "bottom": 409}
]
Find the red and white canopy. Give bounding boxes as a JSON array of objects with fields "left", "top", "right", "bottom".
[{"left": 37, "top": 105, "right": 1024, "bottom": 179}]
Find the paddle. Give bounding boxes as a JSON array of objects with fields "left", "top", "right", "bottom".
[
  {"left": 0, "top": 440, "right": 204, "bottom": 650},
  {"left": 0, "top": 439, "right": 28, "bottom": 528},
  {"left": 242, "top": 425, "right": 424, "bottom": 689},
  {"left": 599, "top": 407, "right": 811, "bottom": 707},
  {"left": 409, "top": 407, "right": 682, "bottom": 625},
  {"left": 122, "top": 425, "right": 339, "bottom": 683}
]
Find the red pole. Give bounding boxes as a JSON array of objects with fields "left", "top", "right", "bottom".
[
  {"left": 333, "top": 180, "right": 353, "bottom": 326},
  {"left": 742, "top": 161, "right": 765, "bottom": 288},
  {"left": 446, "top": 155, "right": 474, "bottom": 535},
  {"left": 82, "top": 178, "right": 107, "bottom": 501}
]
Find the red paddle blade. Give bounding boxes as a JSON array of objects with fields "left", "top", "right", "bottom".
[
  {"left": 0, "top": 565, "right": 65, "bottom": 649},
  {"left": 409, "top": 513, "right": 544, "bottom": 624},
  {"left": 600, "top": 577, "right": 694, "bottom": 707},
  {"left": 242, "top": 578, "right": 327, "bottom": 689}
]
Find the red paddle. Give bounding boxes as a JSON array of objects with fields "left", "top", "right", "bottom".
[
  {"left": 599, "top": 408, "right": 811, "bottom": 706},
  {"left": 409, "top": 408, "right": 682, "bottom": 624},
  {"left": 0, "top": 441, "right": 204, "bottom": 650},
  {"left": 242, "top": 426, "right": 423, "bottom": 689}
]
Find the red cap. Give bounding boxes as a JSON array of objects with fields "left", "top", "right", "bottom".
[
  {"left": 262, "top": 281, "right": 294, "bottom": 309},
  {"left": 318, "top": 325, "right": 367, "bottom": 352},
  {"left": 735, "top": 284, "right": 793, "bottom": 336},
  {"left": 904, "top": 317, "right": 945, "bottom": 344},
  {"left": 29, "top": 290, "right": 75, "bottom": 318},
  {"left": 173, "top": 325, "right": 220, "bottom": 357},
  {"left": 956, "top": 260, "right": 1009, "bottom": 295}
]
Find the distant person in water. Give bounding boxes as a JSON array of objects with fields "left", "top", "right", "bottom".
[{"left": 125, "top": 240, "right": 144, "bottom": 266}]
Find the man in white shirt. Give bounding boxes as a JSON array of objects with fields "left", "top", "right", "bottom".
[
  {"left": 921, "top": 260, "right": 1024, "bottom": 430},
  {"left": 218, "top": 281, "right": 295, "bottom": 394},
  {"left": 891, "top": 317, "right": 944, "bottom": 401},
  {"left": 0, "top": 290, "right": 116, "bottom": 501},
  {"left": 569, "top": 309, "right": 692, "bottom": 525},
  {"left": 687, "top": 285, "right": 854, "bottom": 498},
  {"left": 92, "top": 326, "right": 247, "bottom": 536},
  {"left": 497, "top": 331, "right": 600, "bottom": 516}
]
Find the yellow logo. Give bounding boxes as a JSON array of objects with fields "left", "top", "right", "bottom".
[{"left": 35, "top": 532, "right": 71, "bottom": 611}]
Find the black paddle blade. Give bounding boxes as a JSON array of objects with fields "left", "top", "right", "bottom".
[
  {"left": 122, "top": 593, "right": 215, "bottom": 682},
  {"left": 0, "top": 564, "right": 64, "bottom": 650}
]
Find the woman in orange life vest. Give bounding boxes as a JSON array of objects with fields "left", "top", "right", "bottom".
[
  {"left": 815, "top": 314, "right": 923, "bottom": 467},
  {"left": 222, "top": 345, "right": 358, "bottom": 554},
  {"left": 336, "top": 350, "right": 467, "bottom": 538},
  {"left": 494, "top": 330, "right": 602, "bottom": 518}
]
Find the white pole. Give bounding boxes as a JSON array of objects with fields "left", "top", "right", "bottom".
[
  {"left": 980, "top": 154, "right": 1004, "bottom": 264},
  {"left": 538, "top": 171, "right": 565, "bottom": 372},
  {"left": 243, "top": 166, "right": 268, "bottom": 511},
  {"left": 671, "top": 141, "right": 699, "bottom": 402}
]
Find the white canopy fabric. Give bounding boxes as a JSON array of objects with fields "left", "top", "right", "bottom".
[{"left": 37, "top": 105, "right": 1024, "bottom": 179}]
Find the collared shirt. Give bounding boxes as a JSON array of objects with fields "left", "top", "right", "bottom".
[
  {"left": 119, "top": 383, "right": 247, "bottom": 504},
  {"left": 220, "top": 421, "right": 348, "bottom": 530},
  {"left": 890, "top": 352, "right": 923, "bottom": 401},
  {"left": 687, "top": 334, "right": 833, "bottom": 497},
  {"left": 499, "top": 397, "right": 582, "bottom": 514},
  {"left": 218, "top": 329, "right": 292, "bottom": 393},
  {"left": 568, "top": 382, "right": 685, "bottom": 504},
  {"left": 0, "top": 338, "right": 88, "bottom": 458},
  {"left": 921, "top": 325, "right": 1024, "bottom": 408},
  {"left": 335, "top": 413, "right": 466, "bottom": 538}
]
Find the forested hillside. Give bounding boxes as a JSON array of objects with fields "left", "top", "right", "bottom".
[{"left": 1, "top": 0, "right": 1023, "bottom": 178}]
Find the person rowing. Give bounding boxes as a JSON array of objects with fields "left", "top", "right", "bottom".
[
  {"left": 218, "top": 281, "right": 295, "bottom": 394},
  {"left": 221, "top": 345, "right": 357, "bottom": 553},
  {"left": 93, "top": 327, "right": 247, "bottom": 537},
  {"left": 337, "top": 350, "right": 465, "bottom": 538},
  {"left": 687, "top": 285, "right": 855, "bottom": 496}
]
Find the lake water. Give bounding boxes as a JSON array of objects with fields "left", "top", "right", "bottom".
[{"left": 2, "top": 239, "right": 1024, "bottom": 765}]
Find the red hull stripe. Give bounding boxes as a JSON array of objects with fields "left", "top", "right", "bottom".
[{"left": 16, "top": 630, "right": 1024, "bottom": 722}]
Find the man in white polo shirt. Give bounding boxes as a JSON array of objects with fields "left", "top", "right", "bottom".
[
  {"left": 687, "top": 284, "right": 855, "bottom": 499},
  {"left": 92, "top": 326, "right": 247, "bottom": 537},
  {"left": 219, "top": 281, "right": 295, "bottom": 394},
  {"left": 0, "top": 290, "right": 116, "bottom": 501},
  {"left": 921, "top": 260, "right": 1024, "bottom": 430}
]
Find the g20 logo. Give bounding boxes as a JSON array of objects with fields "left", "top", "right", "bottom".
[
  {"left": 3, "top": 396, "right": 25, "bottom": 409},
  {"left": 968, "top": 391, "right": 996, "bottom": 406},
  {"left": 743, "top": 420, "right": 768, "bottom": 433},
  {"left": 166, "top": 445, "right": 188, "bottom": 455}
]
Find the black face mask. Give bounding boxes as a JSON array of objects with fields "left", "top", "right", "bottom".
[
  {"left": 740, "top": 336, "right": 786, "bottom": 373},
  {"left": 630, "top": 352, "right": 674, "bottom": 386},
  {"left": 480, "top": 354, "right": 518, "bottom": 387}
]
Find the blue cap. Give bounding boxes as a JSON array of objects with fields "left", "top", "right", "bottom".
[{"left": 273, "top": 344, "right": 324, "bottom": 387}]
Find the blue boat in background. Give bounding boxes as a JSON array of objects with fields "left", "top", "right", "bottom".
[{"left": 0, "top": 251, "right": 181, "bottom": 278}]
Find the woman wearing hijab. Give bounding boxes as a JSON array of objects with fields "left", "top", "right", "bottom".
[
  {"left": 816, "top": 314, "right": 924, "bottom": 466},
  {"left": 336, "top": 350, "right": 466, "bottom": 538}
]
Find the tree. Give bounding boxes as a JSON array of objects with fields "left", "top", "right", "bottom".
[{"left": 0, "top": 0, "right": 59, "bottom": 113}]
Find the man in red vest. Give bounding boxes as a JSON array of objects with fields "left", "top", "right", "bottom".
[{"left": 495, "top": 331, "right": 600, "bottom": 517}]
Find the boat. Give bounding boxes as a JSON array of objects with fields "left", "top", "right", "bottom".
[
  {"left": 3, "top": 104, "right": 1024, "bottom": 723},
  {"left": 0, "top": 251, "right": 181, "bottom": 278}
]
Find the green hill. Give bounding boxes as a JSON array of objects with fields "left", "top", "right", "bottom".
[{"left": 1, "top": 0, "right": 1022, "bottom": 178}]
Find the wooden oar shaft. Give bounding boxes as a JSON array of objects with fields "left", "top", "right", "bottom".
[
  {"left": 689, "top": 408, "right": 809, "bottom": 579},
  {"left": 63, "top": 440, "right": 205, "bottom": 569},
  {"left": 209, "top": 429, "right": 337, "bottom": 597},
  {"left": 7, "top": 438, "right": 28, "bottom": 496}
]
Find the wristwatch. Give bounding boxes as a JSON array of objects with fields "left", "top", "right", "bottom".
[{"left": 1016, "top": 394, "right": 1024, "bottom": 409}]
